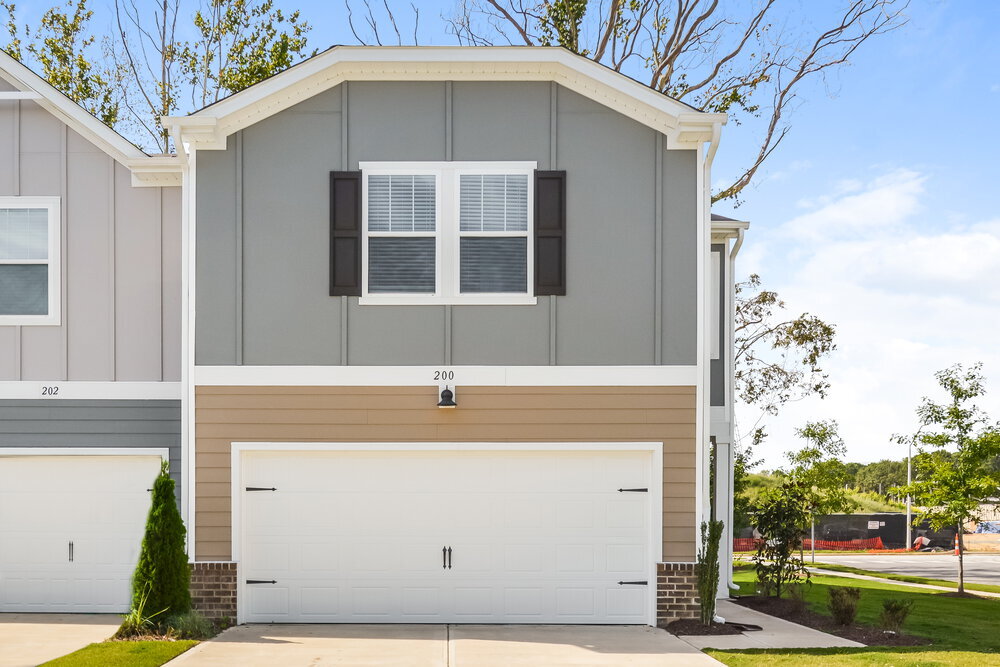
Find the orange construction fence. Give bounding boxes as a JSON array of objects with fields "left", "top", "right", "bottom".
[{"left": 733, "top": 537, "right": 886, "bottom": 552}]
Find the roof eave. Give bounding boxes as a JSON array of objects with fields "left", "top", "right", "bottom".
[{"left": 165, "top": 46, "right": 727, "bottom": 151}]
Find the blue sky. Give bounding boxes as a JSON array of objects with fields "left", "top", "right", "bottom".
[{"left": 28, "top": 0, "right": 993, "bottom": 467}]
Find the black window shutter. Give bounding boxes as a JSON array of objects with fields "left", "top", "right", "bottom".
[
  {"left": 330, "top": 171, "right": 362, "bottom": 296},
  {"left": 534, "top": 170, "right": 567, "bottom": 296}
]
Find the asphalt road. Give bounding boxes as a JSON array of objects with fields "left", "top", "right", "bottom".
[{"left": 813, "top": 553, "right": 1000, "bottom": 586}]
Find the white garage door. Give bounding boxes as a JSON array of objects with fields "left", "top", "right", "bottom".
[
  {"left": 240, "top": 447, "right": 655, "bottom": 624},
  {"left": 0, "top": 454, "right": 162, "bottom": 613}
]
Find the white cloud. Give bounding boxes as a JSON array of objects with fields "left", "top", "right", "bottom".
[{"left": 739, "top": 168, "right": 1000, "bottom": 468}]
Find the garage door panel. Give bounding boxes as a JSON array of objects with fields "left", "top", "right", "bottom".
[
  {"left": 241, "top": 449, "right": 653, "bottom": 624},
  {"left": 0, "top": 455, "right": 160, "bottom": 613}
]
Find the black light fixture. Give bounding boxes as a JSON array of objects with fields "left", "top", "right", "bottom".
[{"left": 437, "top": 386, "right": 457, "bottom": 408}]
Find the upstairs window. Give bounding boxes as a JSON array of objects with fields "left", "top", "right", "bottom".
[
  {"left": 359, "top": 162, "right": 536, "bottom": 305},
  {"left": 0, "top": 197, "right": 60, "bottom": 325}
]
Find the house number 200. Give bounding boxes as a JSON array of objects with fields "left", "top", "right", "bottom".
[{"left": 433, "top": 371, "right": 454, "bottom": 381}]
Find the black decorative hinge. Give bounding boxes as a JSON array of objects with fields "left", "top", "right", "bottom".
[
  {"left": 617, "top": 488, "right": 648, "bottom": 493},
  {"left": 617, "top": 580, "right": 648, "bottom": 586},
  {"left": 246, "top": 579, "right": 277, "bottom": 584},
  {"left": 246, "top": 487, "right": 277, "bottom": 492}
]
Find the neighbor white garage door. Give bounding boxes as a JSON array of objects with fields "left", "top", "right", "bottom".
[
  {"left": 239, "top": 446, "right": 657, "bottom": 624},
  {"left": 0, "top": 454, "right": 162, "bottom": 613}
]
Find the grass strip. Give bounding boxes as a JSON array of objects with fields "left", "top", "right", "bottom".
[
  {"left": 39, "top": 640, "right": 198, "bottom": 667},
  {"left": 706, "top": 647, "right": 998, "bottom": 666}
]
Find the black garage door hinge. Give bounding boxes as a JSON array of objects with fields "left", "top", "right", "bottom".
[
  {"left": 617, "top": 580, "right": 648, "bottom": 586},
  {"left": 246, "top": 487, "right": 277, "bottom": 491},
  {"left": 246, "top": 579, "right": 277, "bottom": 584},
  {"left": 617, "top": 488, "right": 648, "bottom": 492}
]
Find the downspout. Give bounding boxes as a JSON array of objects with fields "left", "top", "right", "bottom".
[{"left": 726, "top": 225, "right": 744, "bottom": 594}]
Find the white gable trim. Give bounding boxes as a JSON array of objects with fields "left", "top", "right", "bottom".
[
  {"left": 0, "top": 51, "right": 181, "bottom": 187},
  {"left": 165, "top": 46, "right": 726, "bottom": 150}
]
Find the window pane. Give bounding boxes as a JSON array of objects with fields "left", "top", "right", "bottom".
[
  {"left": 369, "top": 237, "right": 435, "bottom": 293},
  {"left": 460, "top": 237, "right": 527, "bottom": 293},
  {"left": 460, "top": 174, "right": 528, "bottom": 232},
  {"left": 0, "top": 209, "right": 48, "bottom": 260},
  {"left": 368, "top": 175, "right": 436, "bottom": 232},
  {"left": 0, "top": 264, "right": 48, "bottom": 315}
]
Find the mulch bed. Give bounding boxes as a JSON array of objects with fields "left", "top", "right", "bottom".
[
  {"left": 732, "top": 596, "right": 930, "bottom": 647},
  {"left": 663, "top": 618, "right": 744, "bottom": 636}
]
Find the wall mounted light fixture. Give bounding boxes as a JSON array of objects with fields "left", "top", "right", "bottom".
[{"left": 437, "top": 386, "right": 457, "bottom": 408}]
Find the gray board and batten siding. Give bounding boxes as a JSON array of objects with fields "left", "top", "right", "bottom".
[
  {"left": 0, "top": 75, "right": 182, "bottom": 382},
  {"left": 196, "top": 81, "right": 698, "bottom": 367},
  {"left": 710, "top": 243, "right": 725, "bottom": 407},
  {"left": 0, "top": 400, "right": 182, "bottom": 499}
]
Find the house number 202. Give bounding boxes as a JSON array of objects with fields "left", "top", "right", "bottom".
[
  {"left": 41, "top": 386, "right": 59, "bottom": 396},
  {"left": 433, "top": 370, "right": 454, "bottom": 381}
]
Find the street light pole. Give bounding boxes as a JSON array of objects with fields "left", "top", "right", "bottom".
[{"left": 906, "top": 441, "right": 912, "bottom": 550}]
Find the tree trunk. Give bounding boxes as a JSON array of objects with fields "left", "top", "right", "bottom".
[{"left": 957, "top": 525, "right": 965, "bottom": 594}]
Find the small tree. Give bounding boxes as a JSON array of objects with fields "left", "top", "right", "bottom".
[
  {"left": 131, "top": 461, "right": 190, "bottom": 619},
  {"left": 696, "top": 519, "right": 724, "bottom": 625},
  {"left": 751, "top": 478, "right": 810, "bottom": 598},
  {"left": 895, "top": 363, "right": 1000, "bottom": 594}
]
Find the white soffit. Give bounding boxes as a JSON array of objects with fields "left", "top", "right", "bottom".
[
  {"left": 0, "top": 51, "right": 181, "bottom": 187},
  {"left": 165, "top": 46, "right": 727, "bottom": 149}
]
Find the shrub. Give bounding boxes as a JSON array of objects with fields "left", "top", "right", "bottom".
[
  {"left": 164, "top": 610, "right": 216, "bottom": 639},
  {"left": 828, "top": 587, "right": 861, "bottom": 626},
  {"left": 879, "top": 598, "right": 915, "bottom": 633},
  {"left": 696, "top": 519, "right": 725, "bottom": 625},
  {"left": 130, "top": 461, "right": 191, "bottom": 619}
]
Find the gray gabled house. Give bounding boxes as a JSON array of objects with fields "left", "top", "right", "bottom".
[{"left": 165, "top": 46, "right": 745, "bottom": 626}]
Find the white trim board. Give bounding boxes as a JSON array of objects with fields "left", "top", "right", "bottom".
[
  {"left": 165, "top": 46, "right": 726, "bottom": 150},
  {"left": 229, "top": 441, "right": 663, "bottom": 626},
  {"left": 0, "top": 382, "right": 182, "bottom": 400},
  {"left": 0, "top": 447, "right": 169, "bottom": 460},
  {"left": 195, "top": 365, "right": 699, "bottom": 387}
]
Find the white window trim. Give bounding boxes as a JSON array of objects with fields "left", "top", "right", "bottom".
[
  {"left": 359, "top": 161, "right": 537, "bottom": 306},
  {"left": 0, "top": 196, "right": 61, "bottom": 326}
]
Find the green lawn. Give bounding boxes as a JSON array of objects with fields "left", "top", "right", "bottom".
[
  {"left": 809, "top": 561, "right": 1000, "bottom": 595},
  {"left": 708, "top": 567, "right": 1000, "bottom": 665},
  {"left": 39, "top": 640, "right": 198, "bottom": 667}
]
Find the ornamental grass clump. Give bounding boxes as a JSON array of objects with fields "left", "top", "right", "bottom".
[
  {"left": 879, "top": 598, "right": 915, "bottom": 633},
  {"left": 828, "top": 586, "right": 861, "bottom": 626}
]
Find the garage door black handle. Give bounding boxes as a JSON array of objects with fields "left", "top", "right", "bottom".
[
  {"left": 442, "top": 546, "right": 447, "bottom": 569},
  {"left": 246, "top": 579, "right": 277, "bottom": 584},
  {"left": 447, "top": 546, "right": 452, "bottom": 569}
]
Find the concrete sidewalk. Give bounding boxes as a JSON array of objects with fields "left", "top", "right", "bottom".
[
  {"left": 807, "top": 567, "right": 1000, "bottom": 598},
  {"left": 676, "top": 600, "right": 864, "bottom": 651},
  {"left": 0, "top": 613, "right": 120, "bottom": 667},
  {"left": 169, "top": 624, "right": 723, "bottom": 666}
]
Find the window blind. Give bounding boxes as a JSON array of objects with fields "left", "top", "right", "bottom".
[
  {"left": 368, "top": 174, "right": 436, "bottom": 232},
  {"left": 460, "top": 237, "right": 527, "bottom": 293},
  {"left": 459, "top": 174, "right": 528, "bottom": 232}
]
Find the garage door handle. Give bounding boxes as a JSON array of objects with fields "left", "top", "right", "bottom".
[
  {"left": 68, "top": 540, "right": 73, "bottom": 562},
  {"left": 246, "top": 579, "right": 276, "bottom": 584},
  {"left": 447, "top": 546, "right": 452, "bottom": 569},
  {"left": 442, "top": 546, "right": 447, "bottom": 569},
  {"left": 617, "top": 580, "right": 648, "bottom": 586}
]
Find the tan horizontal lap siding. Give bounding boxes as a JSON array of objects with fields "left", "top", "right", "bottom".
[{"left": 194, "top": 385, "right": 697, "bottom": 561}]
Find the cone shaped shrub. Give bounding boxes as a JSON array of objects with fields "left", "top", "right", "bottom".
[{"left": 131, "top": 460, "right": 190, "bottom": 618}]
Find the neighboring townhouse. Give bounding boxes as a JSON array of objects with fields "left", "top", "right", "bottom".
[
  {"left": 0, "top": 52, "right": 182, "bottom": 612},
  {"left": 165, "top": 46, "right": 743, "bottom": 626}
]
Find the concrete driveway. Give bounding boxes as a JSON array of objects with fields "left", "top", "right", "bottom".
[
  {"left": 0, "top": 613, "right": 120, "bottom": 667},
  {"left": 169, "top": 624, "right": 721, "bottom": 666},
  {"left": 815, "top": 553, "right": 1000, "bottom": 586}
]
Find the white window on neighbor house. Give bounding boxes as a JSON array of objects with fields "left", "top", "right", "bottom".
[
  {"left": 0, "top": 197, "right": 61, "bottom": 325},
  {"left": 360, "top": 162, "right": 535, "bottom": 305}
]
